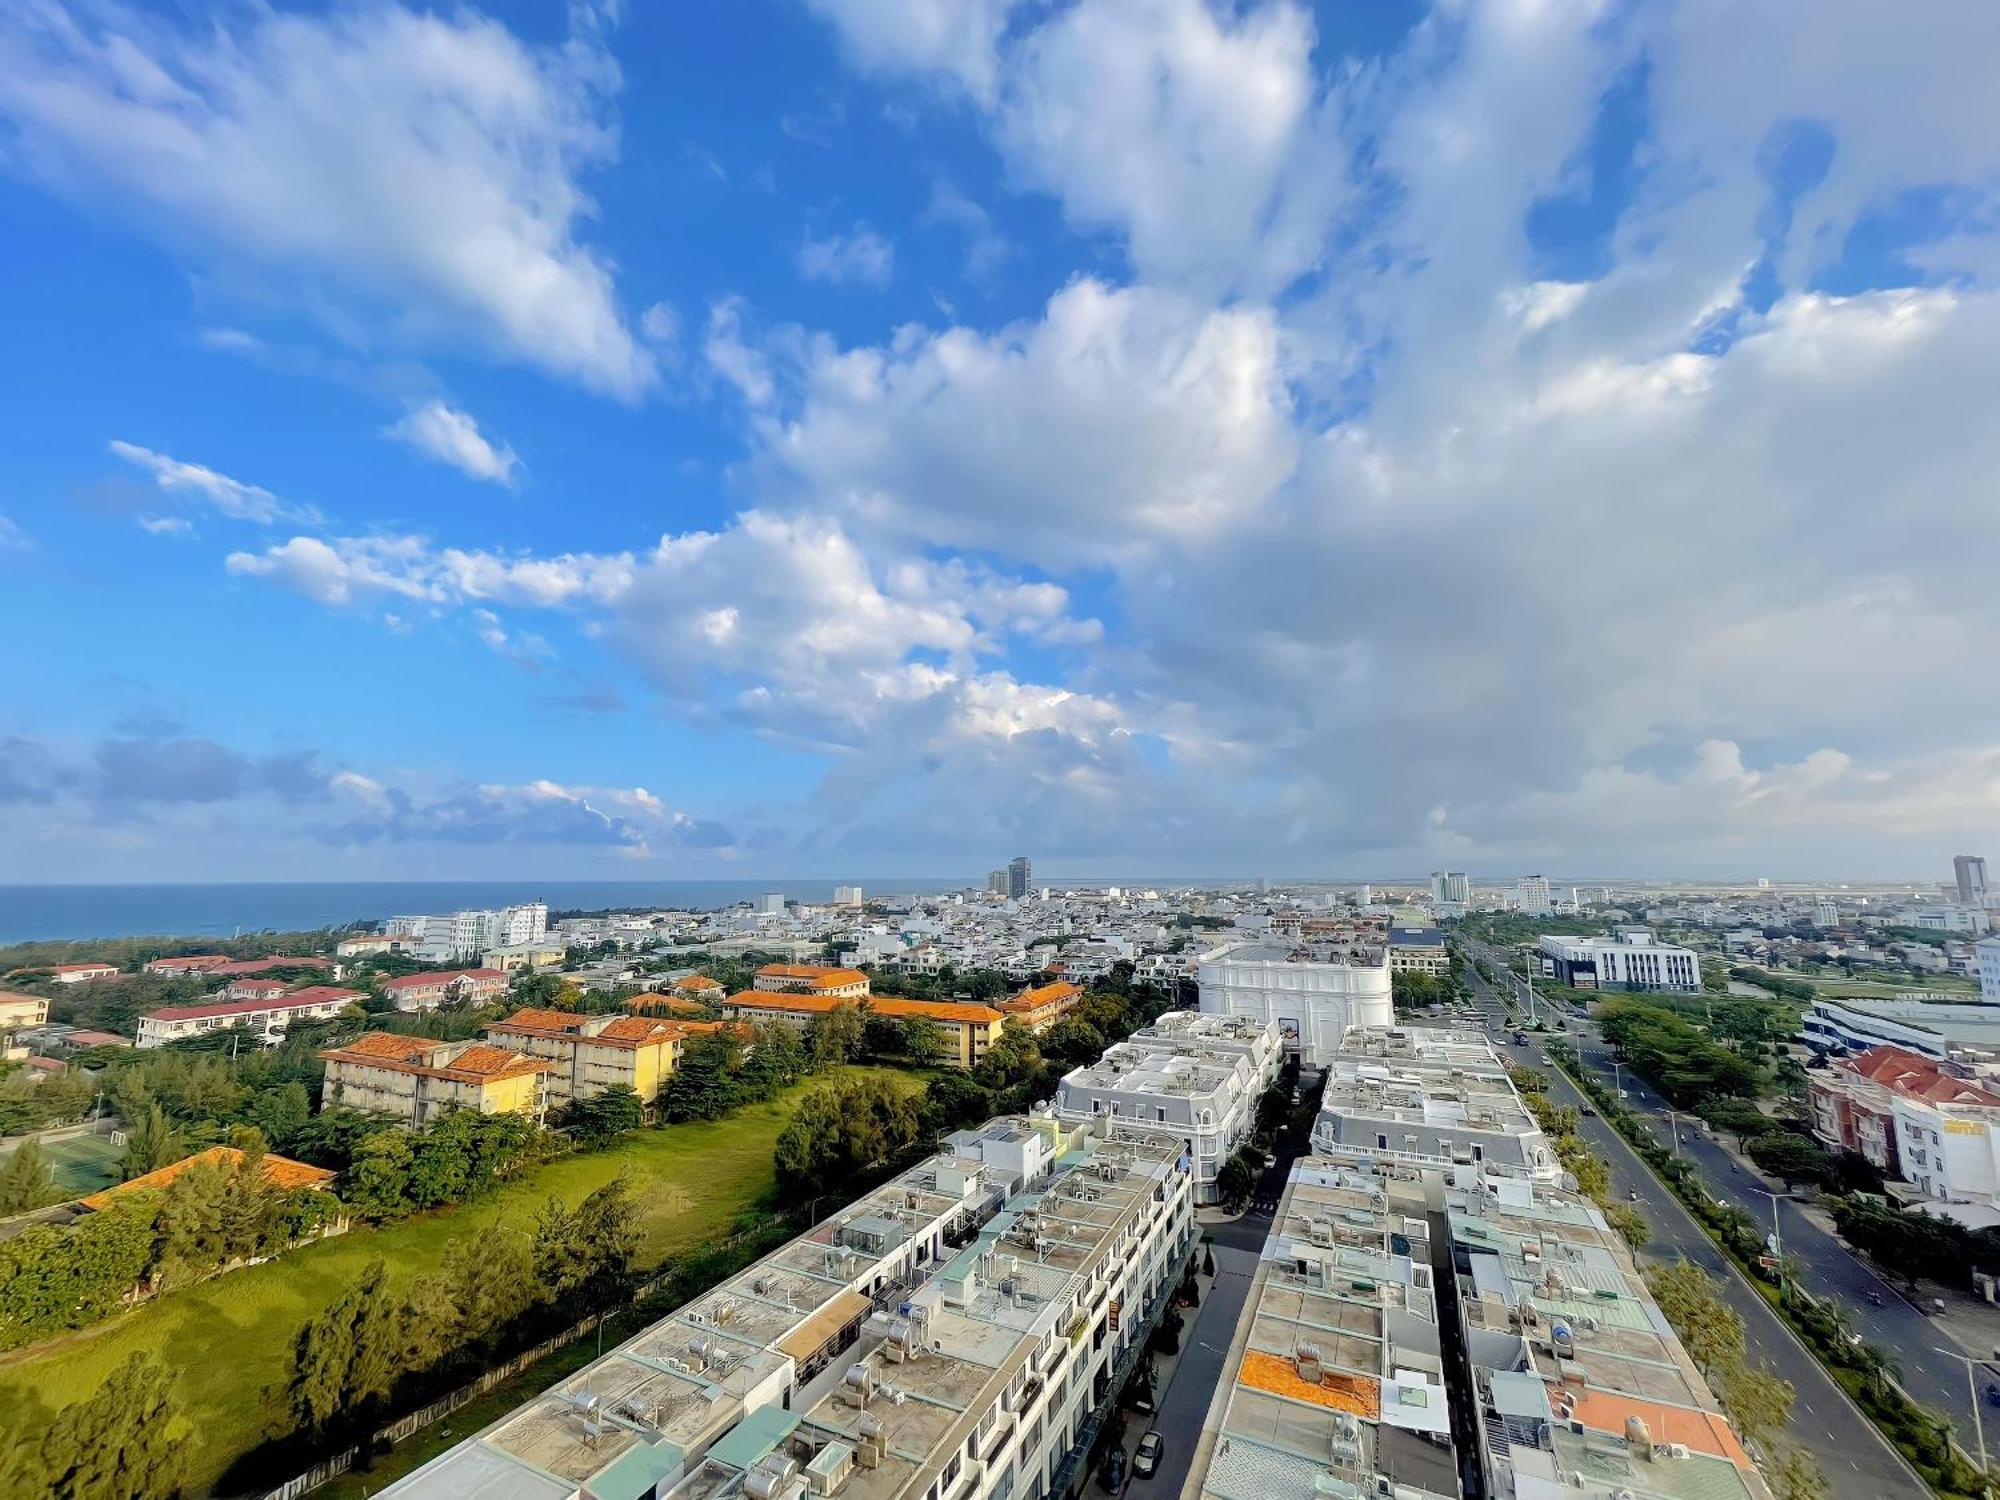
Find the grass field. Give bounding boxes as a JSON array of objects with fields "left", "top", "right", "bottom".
[{"left": 0, "top": 1066, "right": 918, "bottom": 1497}]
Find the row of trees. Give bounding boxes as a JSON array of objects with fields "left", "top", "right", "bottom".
[
  {"left": 773, "top": 1076, "right": 926, "bottom": 1199},
  {"left": 339, "top": 1107, "right": 549, "bottom": 1222},
  {"left": 0, "top": 1349, "right": 186, "bottom": 1498},
  {"left": 287, "top": 1179, "right": 639, "bottom": 1445},
  {"left": 1645, "top": 1261, "right": 1826, "bottom": 1500},
  {"left": 1595, "top": 998, "right": 1765, "bottom": 1105},
  {"left": 1509, "top": 1066, "right": 1648, "bottom": 1246},
  {"left": 0, "top": 1136, "right": 338, "bottom": 1352}
]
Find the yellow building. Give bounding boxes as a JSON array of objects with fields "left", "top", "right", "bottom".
[
  {"left": 483, "top": 1007, "right": 692, "bottom": 1110},
  {"left": 722, "top": 991, "right": 1005, "bottom": 1069},
  {"left": 318, "top": 1032, "right": 549, "bottom": 1127},
  {"left": 751, "top": 963, "right": 871, "bottom": 998},
  {"left": 0, "top": 990, "right": 51, "bottom": 1032},
  {"left": 997, "top": 979, "right": 1083, "bottom": 1032},
  {"left": 481, "top": 941, "right": 570, "bottom": 973}
]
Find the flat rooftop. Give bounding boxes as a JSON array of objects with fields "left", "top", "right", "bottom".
[{"left": 380, "top": 1120, "right": 1186, "bottom": 1500}]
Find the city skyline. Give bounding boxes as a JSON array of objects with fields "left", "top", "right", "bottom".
[{"left": 3, "top": 3, "right": 1999, "bottom": 884}]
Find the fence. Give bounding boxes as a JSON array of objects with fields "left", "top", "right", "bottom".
[{"left": 245, "top": 1218, "right": 785, "bottom": 1500}]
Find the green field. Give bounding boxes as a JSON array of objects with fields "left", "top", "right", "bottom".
[{"left": 0, "top": 1066, "right": 917, "bottom": 1497}]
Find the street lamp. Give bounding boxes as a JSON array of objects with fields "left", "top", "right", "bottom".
[
  {"left": 1664, "top": 1110, "right": 1685, "bottom": 1157},
  {"left": 1751, "top": 1187, "right": 1785, "bottom": 1293},
  {"left": 1933, "top": 1348, "right": 1992, "bottom": 1492}
]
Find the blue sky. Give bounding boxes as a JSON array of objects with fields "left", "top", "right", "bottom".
[{"left": 2, "top": 0, "right": 1998, "bottom": 883}]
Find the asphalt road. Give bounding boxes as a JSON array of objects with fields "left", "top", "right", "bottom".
[
  {"left": 1119, "top": 1082, "right": 1318, "bottom": 1500},
  {"left": 1562, "top": 1010, "right": 1990, "bottom": 1454},
  {"left": 1459, "top": 954, "right": 1926, "bottom": 1499}
]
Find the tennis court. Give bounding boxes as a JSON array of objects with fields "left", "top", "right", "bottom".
[{"left": 34, "top": 1132, "right": 124, "bottom": 1195}]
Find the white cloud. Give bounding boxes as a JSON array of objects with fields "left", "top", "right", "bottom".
[
  {"left": 109, "top": 440, "right": 320, "bottom": 525},
  {"left": 801, "top": 0, "right": 1021, "bottom": 102},
  {"left": 796, "top": 224, "right": 896, "bottom": 287},
  {"left": 0, "top": 514, "right": 28, "bottom": 550},
  {"left": 922, "top": 178, "right": 1013, "bottom": 279},
  {"left": 386, "top": 401, "right": 521, "bottom": 487},
  {"left": 738, "top": 278, "right": 1297, "bottom": 566},
  {"left": 0, "top": 2, "right": 654, "bottom": 398},
  {"left": 225, "top": 532, "right": 633, "bottom": 611}
]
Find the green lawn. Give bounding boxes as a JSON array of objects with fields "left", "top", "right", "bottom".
[{"left": 0, "top": 1066, "right": 915, "bottom": 1497}]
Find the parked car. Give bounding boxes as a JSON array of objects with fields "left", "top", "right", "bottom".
[{"left": 1133, "top": 1432, "right": 1164, "bottom": 1479}]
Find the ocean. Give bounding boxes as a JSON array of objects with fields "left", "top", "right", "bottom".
[{"left": 0, "top": 880, "right": 988, "bottom": 946}]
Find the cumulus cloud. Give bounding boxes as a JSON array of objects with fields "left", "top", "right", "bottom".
[
  {"left": 386, "top": 402, "right": 520, "bottom": 487},
  {"left": 0, "top": 2, "right": 654, "bottom": 398},
  {"left": 737, "top": 278, "right": 1297, "bottom": 566},
  {"left": 796, "top": 224, "right": 896, "bottom": 286},
  {"left": 0, "top": 728, "right": 734, "bottom": 877}
]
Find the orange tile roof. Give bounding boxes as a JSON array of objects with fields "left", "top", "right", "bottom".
[
  {"left": 1001, "top": 980, "right": 1082, "bottom": 1013},
  {"left": 491, "top": 1007, "right": 586, "bottom": 1034},
  {"left": 1564, "top": 1389, "right": 1752, "bottom": 1467},
  {"left": 674, "top": 975, "right": 723, "bottom": 991},
  {"left": 444, "top": 1044, "right": 548, "bottom": 1080},
  {"left": 322, "top": 1030, "right": 441, "bottom": 1063},
  {"left": 320, "top": 1032, "right": 549, "bottom": 1083},
  {"left": 1238, "top": 1351, "right": 1382, "bottom": 1420},
  {"left": 594, "top": 1016, "right": 683, "bottom": 1045},
  {"left": 756, "top": 963, "right": 869, "bottom": 988},
  {"left": 725, "top": 991, "right": 1002, "bottom": 1025},
  {"left": 79, "top": 1145, "right": 334, "bottom": 1212}
]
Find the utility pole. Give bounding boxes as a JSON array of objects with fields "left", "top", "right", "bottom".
[
  {"left": 1664, "top": 1109, "right": 1684, "bottom": 1156},
  {"left": 1934, "top": 1348, "right": 1992, "bottom": 1493}
]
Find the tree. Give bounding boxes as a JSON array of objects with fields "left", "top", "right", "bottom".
[
  {"left": 1698, "top": 1098, "right": 1779, "bottom": 1150},
  {"left": 247, "top": 1080, "right": 312, "bottom": 1149},
  {"left": 1719, "top": 1362, "right": 1795, "bottom": 1446},
  {"left": 920, "top": 1072, "right": 993, "bottom": 1135},
  {"left": 661, "top": 1033, "right": 745, "bottom": 1122},
  {"left": 287, "top": 1258, "right": 401, "bottom": 1435},
  {"left": 39, "top": 1350, "right": 187, "bottom": 1499},
  {"left": 898, "top": 1016, "right": 946, "bottom": 1064},
  {"left": 774, "top": 1077, "right": 922, "bottom": 1199},
  {"left": 1746, "top": 1132, "right": 1835, "bottom": 1190},
  {"left": 806, "top": 1004, "right": 865, "bottom": 1070},
  {"left": 1764, "top": 1443, "right": 1830, "bottom": 1500},
  {"left": 558, "top": 1085, "right": 644, "bottom": 1149},
  {"left": 345, "top": 1130, "right": 414, "bottom": 1221},
  {"left": 121, "top": 1102, "right": 186, "bottom": 1180},
  {"left": 442, "top": 1228, "right": 536, "bottom": 1348},
  {"left": 0, "top": 1139, "right": 58, "bottom": 1214},
  {"left": 1042, "top": 1019, "right": 1107, "bottom": 1068}
]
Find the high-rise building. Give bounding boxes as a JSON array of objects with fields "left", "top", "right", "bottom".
[
  {"left": 986, "top": 868, "right": 1008, "bottom": 895},
  {"left": 1512, "top": 873, "right": 1551, "bottom": 915},
  {"left": 1007, "top": 854, "right": 1031, "bottom": 898},
  {"left": 832, "top": 885, "right": 863, "bottom": 907},
  {"left": 1814, "top": 898, "right": 1839, "bottom": 929},
  {"left": 756, "top": 891, "right": 786, "bottom": 916},
  {"left": 1429, "top": 870, "right": 1470, "bottom": 906},
  {"left": 1956, "top": 854, "right": 1990, "bottom": 905}
]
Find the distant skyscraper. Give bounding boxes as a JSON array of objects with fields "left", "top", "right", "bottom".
[
  {"left": 833, "top": 885, "right": 863, "bottom": 907},
  {"left": 1956, "top": 855, "right": 1989, "bottom": 905},
  {"left": 988, "top": 869, "right": 1008, "bottom": 895},
  {"left": 1430, "top": 871, "right": 1470, "bottom": 906},
  {"left": 1008, "top": 855, "right": 1032, "bottom": 899},
  {"left": 1513, "top": 874, "right": 1551, "bottom": 916},
  {"left": 757, "top": 891, "right": 786, "bottom": 916}
]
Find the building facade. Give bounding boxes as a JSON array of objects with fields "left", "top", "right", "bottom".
[
  {"left": 724, "top": 991, "right": 1004, "bottom": 1068},
  {"left": 1512, "top": 875, "right": 1551, "bottom": 915},
  {"left": 485, "top": 1008, "right": 697, "bottom": 1109},
  {"left": 1809, "top": 1045, "right": 2000, "bottom": 1223},
  {"left": 318, "top": 1032, "right": 550, "bottom": 1125},
  {"left": 995, "top": 980, "right": 1083, "bottom": 1033},
  {"left": 382, "top": 967, "right": 511, "bottom": 1012},
  {"left": 1008, "top": 855, "right": 1032, "bottom": 899},
  {"left": 1196, "top": 939, "right": 1393, "bottom": 1064},
  {"left": 1386, "top": 927, "right": 1449, "bottom": 976},
  {"left": 1052, "top": 1011, "right": 1279, "bottom": 1201},
  {"left": 136, "top": 986, "right": 365, "bottom": 1048},
  {"left": 1535, "top": 931, "right": 1700, "bottom": 992},
  {"left": 1958, "top": 855, "right": 1991, "bottom": 906}
]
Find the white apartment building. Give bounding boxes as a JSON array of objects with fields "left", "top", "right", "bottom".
[
  {"left": 1310, "top": 1026, "right": 1562, "bottom": 1183},
  {"left": 1535, "top": 931, "right": 1700, "bottom": 993},
  {"left": 1052, "top": 1012, "right": 1280, "bottom": 1201},
  {"left": 136, "top": 986, "right": 365, "bottom": 1048},
  {"left": 1980, "top": 937, "right": 2000, "bottom": 1003},
  {"left": 1512, "top": 875, "right": 1551, "bottom": 916},
  {"left": 1910, "top": 905, "right": 1989, "bottom": 934},
  {"left": 834, "top": 886, "right": 865, "bottom": 907},
  {"left": 1197, "top": 939, "right": 1393, "bottom": 1064},
  {"left": 389, "top": 903, "right": 549, "bottom": 962},
  {"left": 1814, "top": 898, "right": 1839, "bottom": 929},
  {"left": 1430, "top": 870, "right": 1470, "bottom": 908},
  {"left": 382, "top": 1116, "right": 1196, "bottom": 1500}
]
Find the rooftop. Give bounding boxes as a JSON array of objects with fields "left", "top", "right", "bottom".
[{"left": 78, "top": 1145, "right": 334, "bottom": 1212}]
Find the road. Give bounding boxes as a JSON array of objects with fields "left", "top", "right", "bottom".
[
  {"left": 1458, "top": 952, "right": 1926, "bottom": 1499},
  {"left": 1562, "top": 1007, "right": 1989, "bottom": 1454},
  {"left": 1117, "top": 1077, "right": 1318, "bottom": 1500}
]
